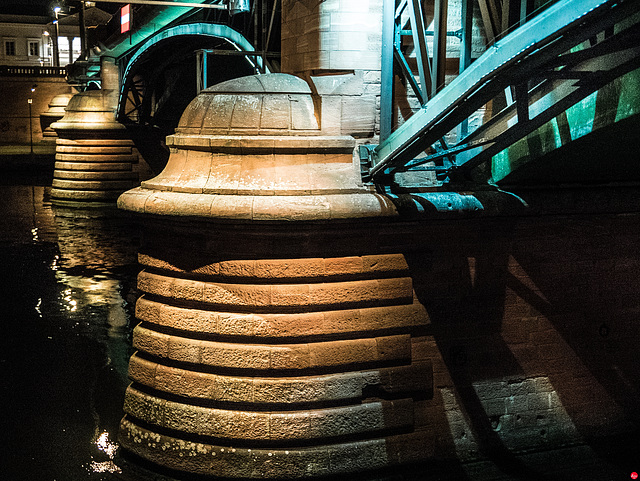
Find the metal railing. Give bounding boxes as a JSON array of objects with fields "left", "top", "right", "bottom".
[{"left": 0, "top": 65, "right": 68, "bottom": 77}]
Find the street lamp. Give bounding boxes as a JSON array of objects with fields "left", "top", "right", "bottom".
[
  {"left": 53, "top": 6, "right": 61, "bottom": 67},
  {"left": 27, "top": 85, "right": 37, "bottom": 155}
]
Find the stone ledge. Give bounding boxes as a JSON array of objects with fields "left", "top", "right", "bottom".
[
  {"left": 132, "top": 325, "right": 412, "bottom": 371},
  {"left": 135, "top": 296, "right": 428, "bottom": 337},
  {"left": 119, "top": 416, "right": 430, "bottom": 478},
  {"left": 118, "top": 188, "right": 398, "bottom": 220},
  {"left": 56, "top": 138, "right": 133, "bottom": 146},
  {"left": 124, "top": 386, "right": 414, "bottom": 441},
  {"left": 165, "top": 135, "right": 356, "bottom": 153},
  {"left": 128, "top": 353, "right": 432, "bottom": 403},
  {"left": 50, "top": 188, "right": 123, "bottom": 200},
  {"left": 55, "top": 153, "right": 137, "bottom": 163},
  {"left": 137, "top": 253, "right": 409, "bottom": 279},
  {"left": 55, "top": 161, "right": 133, "bottom": 172},
  {"left": 136, "top": 270, "right": 414, "bottom": 308}
]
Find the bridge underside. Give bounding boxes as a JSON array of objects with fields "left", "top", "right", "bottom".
[
  {"left": 118, "top": 33, "right": 257, "bottom": 173},
  {"left": 370, "top": 0, "right": 640, "bottom": 192},
  {"left": 496, "top": 113, "right": 640, "bottom": 187}
]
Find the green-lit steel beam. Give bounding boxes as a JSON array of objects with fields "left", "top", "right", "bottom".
[
  {"left": 118, "top": 22, "right": 258, "bottom": 118},
  {"left": 96, "top": 0, "right": 226, "bottom": 8},
  {"left": 371, "top": 0, "right": 640, "bottom": 181},
  {"left": 101, "top": 0, "right": 222, "bottom": 60}
]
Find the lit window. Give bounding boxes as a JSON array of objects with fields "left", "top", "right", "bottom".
[
  {"left": 29, "top": 41, "right": 39, "bottom": 57},
  {"left": 5, "top": 41, "right": 16, "bottom": 56}
]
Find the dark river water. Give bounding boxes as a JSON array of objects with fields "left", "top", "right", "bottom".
[
  {"left": 0, "top": 173, "right": 148, "bottom": 480},
  {"left": 1, "top": 171, "right": 638, "bottom": 481}
]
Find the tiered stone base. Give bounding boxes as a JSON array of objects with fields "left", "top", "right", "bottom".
[
  {"left": 118, "top": 227, "right": 432, "bottom": 478},
  {"left": 51, "top": 138, "right": 138, "bottom": 203}
]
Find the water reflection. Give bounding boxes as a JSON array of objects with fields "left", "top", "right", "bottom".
[
  {"left": 0, "top": 182, "right": 140, "bottom": 480},
  {"left": 90, "top": 431, "right": 122, "bottom": 475}
]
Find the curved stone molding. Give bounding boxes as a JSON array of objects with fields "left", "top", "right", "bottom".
[
  {"left": 40, "top": 93, "right": 74, "bottom": 141},
  {"left": 120, "top": 417, "right": 429, "bottom": 479},
  {"left": 117, "top": 73, "right": 431, "bottom": 478},
  {"left": 51, "top": 91, "right": 139, "bottom": 205}
]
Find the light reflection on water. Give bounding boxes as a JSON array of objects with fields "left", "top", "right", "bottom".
[
  {"left": 89, "top": 431, "right": 122, "bottom": 475},
  {"left": 0, "top": 183, "right": 143, "bottom": 480}
]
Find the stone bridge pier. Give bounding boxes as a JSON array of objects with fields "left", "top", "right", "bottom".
[
  {"left": 117, "top": 73, "right": 433, "bottom": 478},
  {"left": 50, "top": 58, "right": 140, "bottom": 205}
]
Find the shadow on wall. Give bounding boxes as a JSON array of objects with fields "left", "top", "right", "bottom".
[{"left": 405, "top": 213, "right": 640, "bottom": 477}]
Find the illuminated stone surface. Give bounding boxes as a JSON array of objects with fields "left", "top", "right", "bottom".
[
  {"left": 117, "top": 73, "right": 433, "bottom": 478},
  {"left": 40, "top": 93, "right": 74, "bottom": 141},
  {"left": 50, "top": 90, "right": 138, "bottom": 204}
]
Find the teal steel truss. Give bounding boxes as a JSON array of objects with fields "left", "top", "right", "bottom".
[{"left": 370, "top": 0, "right": 640, "bottom": 186}]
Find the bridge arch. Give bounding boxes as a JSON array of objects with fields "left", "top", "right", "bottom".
[{"left": 116, "top": 23, "right": 260, "bottom": 171}]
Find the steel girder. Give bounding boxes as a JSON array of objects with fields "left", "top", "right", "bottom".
[{"left": 371, "top": 0, "right": 640, "bottom": 185}]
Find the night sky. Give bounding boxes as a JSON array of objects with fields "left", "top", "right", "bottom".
[
  {"left": 3, "top": 0, "right": 59, "bottom": 16},
  {"left": 2, "top": 1, "right": 121, "bottom": 17}
]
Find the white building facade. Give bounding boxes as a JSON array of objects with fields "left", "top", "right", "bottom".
[{"left": 1, "top": 14, "right": 81, "bottom": 68}]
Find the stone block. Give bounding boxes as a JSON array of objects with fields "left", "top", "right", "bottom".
[
  {"left": 506, "top": 394, "right": 529, "bottom": 415},
  {"left": 200, "top": 341, "right": 271, "bottom": 370},
  {"left": 376, "top": 335, "right": 411, "bottom": 361},
  {"left": 309, "top": 338, "right": 378, "bottom": 368},
  {"left": 167, "top": 336, "right": 203, "bottom": 365},
  {"left": 230, "top": 95, "right": 263, "bottom": 129},
  {"left": 132, "top": 325, "right": 169, "bottom": 358},
  {"left": 237, "top": 155, "right": 276, "bottom": 194},
  {"left": 362, "top": 254, "right": 408, "bottom": 273},
  {"left": 270, "top": 284, "right": 311, "bottom": 306},
  {"left": 341, "top": 95, "right": 377, "bottom": 135},
  {"left": 270, "top": 344, "right": 312, "bottom": 370},
  {"left": 322, "top": 309, "right": 362, "bottom": 333},
  {"left": 203, "top": 282, "right": 271, "bottom": 307},
  {"left": 127, "top": 354, "right": 157, "bottom": 387},
  {"left": 254, "top": 258, "right": 325, "bottom": 279},
  {"left": 261, "top": 94, "right": 293, "bottom": 129},
  {"left": 171, "top": 278, "right": 204, "bottom": 302},
  {"left": 252, "top": 195, "right": 332, "bottom": 221},
  {"left": 177, "top": 94, "right": 208, "bottom": 131},
  {"left": 209, "top": 194, "right": 253, "bottom": 219},
  {"left": 254, "top": 312, "right": 324, "bottom": 337},
  {"left": 123, "top": 387, "right": 166, "bottom": 425},
  {"left": 213, "top": 375, "right": 256, "bottom": 403},
  {"left": 216, "top": 312, "right": 256, "bottom": 336},
  {"left": 215, "top": 259, "right": 254, "bottom": 278},
  {"left": 200, "top": 94, "right": 238, "bottom": 131},
  {"left": 291, "top": 95, "right": 321, "bottom": 131}
]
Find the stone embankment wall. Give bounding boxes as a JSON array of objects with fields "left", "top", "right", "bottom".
[
  {"left": 402, "top": 210, "right": 640, "bottom": 469},
  {"left": 0, "top": 75, "right": 71, "bottom": 145}
]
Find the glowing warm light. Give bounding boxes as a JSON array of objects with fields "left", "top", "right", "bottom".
[
  {"left": 631, "top": 472, "right": 638, "bottom": 480},
  {"left": 88, "top": 431, "right": 121, "bottom": 474},
  {"left": 62, "top": 288, "right": 77, "bottom": 312}
]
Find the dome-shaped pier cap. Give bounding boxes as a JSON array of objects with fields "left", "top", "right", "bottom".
[
  {"left": 50, "top": 90, "right": 137, "bottom": 204},
  {"left": 40, "top": 93, "right": 74, "bottom": 139},
  {"left": 51, "top": 90, "right": 125, "bottom": 132},
  {"left": 118, "top": 73, "right": 397, "bottom": 220}
]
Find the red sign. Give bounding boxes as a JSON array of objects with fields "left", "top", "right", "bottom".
[{"left": 121, "top": 4, "right": 131, "bottom": 34}]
